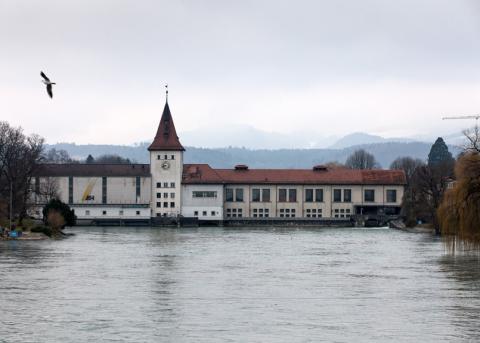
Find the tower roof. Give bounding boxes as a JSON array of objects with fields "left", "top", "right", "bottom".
[{"left": 148, "top": 101, "right": 185, "bottom": 151}]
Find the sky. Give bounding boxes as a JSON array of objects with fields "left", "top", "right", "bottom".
[{"left": 1, "top": 0, "right": 480, "bottom": 148}]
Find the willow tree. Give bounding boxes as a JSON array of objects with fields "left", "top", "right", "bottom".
[{"left": 438, "top": 152, "right": 480, "bottom": 250}]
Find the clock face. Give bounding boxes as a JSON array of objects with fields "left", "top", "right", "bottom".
[{"left": 161, "top": 161, "right": 170, "bottom": 170}]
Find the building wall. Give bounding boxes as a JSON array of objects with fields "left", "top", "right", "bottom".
[
  {"left": 223, "top": 184, "right": 403, "bottom": 219},
  {"left": 181, "top": 184, "right": 223, "bottom": 219},
  {"left": 150, "top": 151, "right": 183, "bottom": 217}
]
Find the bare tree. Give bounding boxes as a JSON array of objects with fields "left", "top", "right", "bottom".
[
  {"left": 345, "top": 149, "right": 379, "bottom": 169},
  {"left": 462, "top": 125, "right": 480, "bottom": 153},
  {"left": 390, "top": 157, "right": 425, "bottom": 185}
]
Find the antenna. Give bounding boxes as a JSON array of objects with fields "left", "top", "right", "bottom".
[{"left": 165, "top": 83, "right": 169, "bottom": 102}]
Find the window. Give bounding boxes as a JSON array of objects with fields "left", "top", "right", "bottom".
[
  {"left": 305, "top": 189, "right": 313, "bottom": 202},
  {"left": 68, "top": 176, "right": 73, "bottom": 204},
  {"left": 386, "top": 189, "right": 397, "bottom": 203},
  {"left": 211, "top": 211, "right": 216, "bottom": 216},
  {"left": 289, "top": 189, "right": 297, "bottom": 202},
  {"left": 170, "top": 193, "right": 175, "bottom": 199},
  {"left": 157, "top": 202, "right": 161, "bottom": 207},
  {"left": 85, "top": 210, "right": 90, "bottom": 216},
  {"left": 262, "top": 189, "right": 270, "bottom": 202},
  {"left": 343, "top": 189, "right": 352, "bottom": 202},
  {"left": 102, "top": 177, "right": 107, "bottom": 204},
  {"left": 164, "top": 154, "right": 167, "bottom": 159},
  {"left": 157, "top": 182, "right": 161, "bottom": 188},
  {"left": 163, "top": 192, "right": 168, "bottom": 198},
  {"left": 171, "top": 155, "right": 175, "bottom": 160},
  {"left": 333, "top": 189, "right": 342, "bottom": 202},
  {"left": 136, "top": 211, "right": 140, "bottom": 215},
  {"left": 252, "top": 189, "right": 261, "bottom": 202},
  {"left": 194, "top": 211, "right": 198, "bottom": 216},
  {"left": 170, "top": 182, "right": 175, "bottom": 188},
  {"left": 315, "top": 189, "right": 324, "bottom": 202},
  {"left": 279, "top": 189, "right": 287, "bottom": 202},
  {"left": 364, "top": 189, "right": 375, "bottom": 202},
  {"left": 163, "top": 182, "right": 168, "bottom": 188},
  {"left": 235, "top": 188, "right": 244, "bottom": 202},
  {"left": 157, "top": 193, "right": 161, "bottom": 199},
  {"left": 157, "top": 155, "right": 161, "bottom": 160},
  {"left": 119, "top": 210, "right": 124, "bottom": 216},
  {"left": 253, "top": 208, "right": 258, "bottom": 213},
  {"left": 163, "top": 202, "right": 168, "bottom": 208},
  {"left": 202, "top": 211, "right": 207, "bottom": 216},
  {"left": 102, "top": 210, "right": 107, "bottom": 215},
  {"left": 135, "top": 176, "right": 141, "bottom": 199},
  {"left": 226, "top": 188, "right": 234, "bottom": 202},
  {"left": 193, "top": 191, "right": 217, "bottom": 198},
  {"left": 170, "top": 202, "right": 175, "bottom": 208}
]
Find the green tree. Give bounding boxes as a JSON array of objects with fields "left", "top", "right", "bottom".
[
  {"left": 86, "top": 154, "right": 95, "bottom": 164},
  {"left": 428, "top": 137, "right": 454, "bottom": 167},
  {"left": 42, "top": 199, "right": 76, "bottom": 231}
]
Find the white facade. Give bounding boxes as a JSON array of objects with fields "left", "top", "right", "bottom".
[{"left": 181, "top": 184, "right": 224, "bottom": 220}]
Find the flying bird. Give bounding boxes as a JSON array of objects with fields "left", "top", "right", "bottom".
[{"left": 40, "top": 71, "right": 55, "bottom": 98}]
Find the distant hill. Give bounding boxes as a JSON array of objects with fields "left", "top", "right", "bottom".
[
  {"left": 46, "top": 141, "right": 461, "bottom": 169},
  {"left": 329, "top": 132, "right": 415, "bottom": 149}
]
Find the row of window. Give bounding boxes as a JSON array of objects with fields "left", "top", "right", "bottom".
[
  {"left": 157, "top": 192, "right": 175, "bottom": 199},
  {"left": 194, "top": 210, "right": 218, "bottom": 217},
  {"left": 157, "top": 154, "right": 176, "bottom": 160},
  {"left": 193, "top": 191, "right": 217, "bottom": 198},
  {"left": 226, "top": 208, "right": 243, "bottom": 218},
  {"left": 84, "top": 210, "right": 142, "bottom": 216},
  {"left": 156, "top": 182, "right": 176, "bottom": 188},
  {"left": 223, "top": 188, "right": 397, "bottom": 203},
  {"left": 156, "top": 202, "right": 176, "bottom": 208}
]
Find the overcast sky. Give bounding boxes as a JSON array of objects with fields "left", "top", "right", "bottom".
[{"left": 1, "top": 0, "right": 480, "bottom": 147}]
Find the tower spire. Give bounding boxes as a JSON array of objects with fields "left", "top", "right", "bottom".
[{"left": 165, "top": 83, "right": 168, "bottom": 102}]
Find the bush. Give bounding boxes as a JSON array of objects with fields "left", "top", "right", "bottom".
[{"left": 42, "top": 199, "right": 76, "bottom": 230}]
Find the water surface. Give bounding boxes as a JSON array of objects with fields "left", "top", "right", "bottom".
[{"left": 1, "top": 227, "right": 480, "bottom": 342}]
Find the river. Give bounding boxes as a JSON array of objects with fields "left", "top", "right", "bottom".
[{"left": 1, "top": 227, "right": 480, "bottom": 342}]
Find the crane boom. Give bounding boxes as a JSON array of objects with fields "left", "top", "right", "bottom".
[{"left": 442, "top": 115, "right": 480, "bottom": 120}]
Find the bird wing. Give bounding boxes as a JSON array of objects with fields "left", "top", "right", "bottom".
[
  {"left": 46, "top": 84, "right": 53, "bottom": 98},
  {"left": 40, "top": 71, "right": 50, "bottom": 82}
]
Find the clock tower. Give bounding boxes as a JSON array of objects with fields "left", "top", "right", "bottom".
[{"left": 148, "top": 98, "right": 185, "bottom": 218}]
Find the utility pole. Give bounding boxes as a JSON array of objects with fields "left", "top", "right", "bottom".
[{"left": 9, "top": 179, "right": 13, "bottom": 230}]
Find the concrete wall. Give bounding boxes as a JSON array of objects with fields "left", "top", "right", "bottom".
[{"left": 181, "top": 184, "right": 223, "bottom": 219}]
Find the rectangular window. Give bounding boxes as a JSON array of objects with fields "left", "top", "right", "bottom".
[
  {"left": 68, "top": 176, "right": 73, "bottom": 204},
  {"left": 157, "top": 155, "right": 161, "bottom": 160},
  {"left": 235, "top": 188, "right": 244, "bottom": 202},
  {"left": 194, "top": 211, "right": 198, "bottom": 216},
  {"left": 170, "top": 193, "right": 175, "bottom": 199},
  {"left": 343, "top": 189, "right": 352, "bottom": 202},
  {"left": 202, "top": 211, "right": 207, "bottom": 216},
  {"left": 170, "top": 202, "right": 175, "bottom": 208},
  {"left": 156, "top": 193, "right": 161, "bottom": 198},
  {"left": 102, "top": 176, "right": 107, "bottom": 204},
  {"left": 305, "top": 189, "right": 313, "bottom": 202},
  {"left": 289, "top": 189, "right": 297, "bottom": 202},
  {"left": 211, "top": 211, "right": 216, "bottom": 216},
  {"left": 157, "top": 202, "right": 161, "bottom": 207},
  {"left": 364, "top": 189, "right": 375, "bottom": 202},
  {"left": 252, "top": 188, "right": 261, "bottom": 202},
  {"left": 163, "top": 182, "right": 168, "bottom": 188},
  {"left": 262, "top": 189, "right": 270, "bottom": 202},
  {"left": 226, "top": 188, "right": 234, "bottom": 202},
  {"left": 163, "top": 201, "right": 168, "bottom": 208},
  {"left": 315, "top": 189, "right": 323, "bottom": 202},
  {"left": 102, "top": 210, "right": 107, "bottom": 215},
  {"left": 135, "top": 176, "right": 141, "bottom": 199},
  {"left": 136, "top": 211, "right": 140, "bottom": 215},
  {"left": 119, "top": 210, "right": 124, "bottom": 216},
  {"left": 171, "top": 155, "right": 175, "bottom": 160},
  {"left": 386, "top": 189, "right": 397, "bottom": 203},
  {"left": 170, "top": 182, "right": 175, "bottom": 188},
  {"left": 163, "top": 192, "right": 168, "bottom": 198},
  {"left": 333, "top": 189, "right": 342, "bottom": 202},
  {"left": 157, "top": 182, "right": 161, "bottom": 188},
  {"left": 279, "top": 189, "right": 287, "bottom": 202},
  {"left": 85, "top": 210, "right": 90, "bottom": 215},
  {"left": 193, "top": 191, "right": 217, "bottom": 198}
]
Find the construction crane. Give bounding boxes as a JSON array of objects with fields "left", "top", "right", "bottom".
[{"left": 442, "top": 115, "right": 480, "bottom": 122}]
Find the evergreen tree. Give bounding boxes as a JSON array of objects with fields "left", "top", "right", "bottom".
[
  {"left": 86, "top": 154, "right": 95, "bottom": 164},
  {"left": 428, "top": 137, "right": 454, "bottom": 167}
]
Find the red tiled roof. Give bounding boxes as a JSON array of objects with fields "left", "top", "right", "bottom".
[
  {"left": 35, "top": 164, "right": 150, "bottom": 177},
  {"left": 148, "top": 102, "right": 185, "bottom": 151},
  {"left": 183, "top": 165, "right": 406, "bottom": 185}
]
